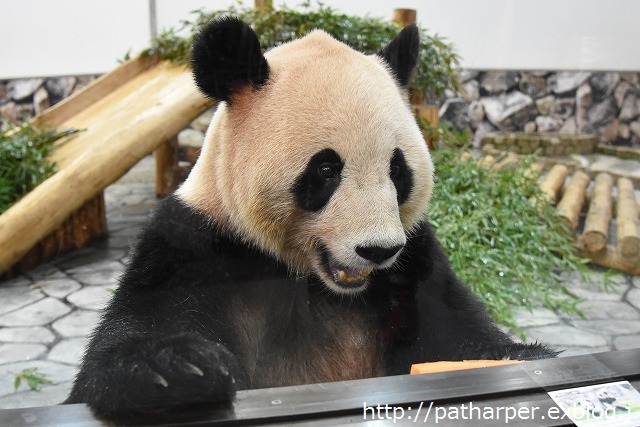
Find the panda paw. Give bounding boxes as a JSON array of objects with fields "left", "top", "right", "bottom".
[{"left": 75, "top": 334, "right": 239, "bottom": 419}]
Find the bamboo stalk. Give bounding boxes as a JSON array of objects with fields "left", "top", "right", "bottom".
[
  {"left": 556, "top": 170, "right": 590, "bottom": 232},
  {"left": 616, "top": 177, "right": 640, "bottom": 267},
  {"left": 582, "top": 173, "right": 613, "bottom": 252},
  {"left": 537, "top": 164, "right": 569, "bottom": 204}
]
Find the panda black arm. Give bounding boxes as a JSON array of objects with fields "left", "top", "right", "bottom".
[
  {"left": 66, "top": 196, "right": 286, "bottom": 418},
  {"left": 382, "top": 221, "right": 556, "bottom": 375}
]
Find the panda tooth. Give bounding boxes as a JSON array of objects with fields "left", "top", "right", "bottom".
[{"left": 337, "top": 270, "right": 348, "bottom": 283}]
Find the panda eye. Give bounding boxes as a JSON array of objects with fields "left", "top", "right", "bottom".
[{"left": 318, "top": 164, "right": 338, "bottom": 179}]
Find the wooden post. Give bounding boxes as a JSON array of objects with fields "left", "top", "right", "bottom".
[
  {"left": 616, "top": 177, "right": 640, "bottom": 267},
  {"left": 537, "top": 164, "right": 569, "bottom": 205},
  {"left": 582, "top": 173, "right": 613, "bottom": 253},
  {"left": 155, "top": 137, "right": 179, "bottom": 196},
  {"left": 255, "top": 0, "right": 273, "bottom": 11},
  {"left": 392, "top": 9, "right": 417, "bottom": 26},
  {"left": 556, "top": 170, "right": 590, "bottom": 232}
]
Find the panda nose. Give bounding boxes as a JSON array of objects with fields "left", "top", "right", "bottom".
[{"left": 355, "top": 244, "right": 404, "bottom": 265}]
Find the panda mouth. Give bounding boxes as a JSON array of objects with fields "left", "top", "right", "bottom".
[{"left": 319, "top": 245, "right": 372, "bottom": 289}]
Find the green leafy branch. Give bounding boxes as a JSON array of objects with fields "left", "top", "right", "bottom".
[
  {"left": 13, "top": 368, "right": 53, "bottom": 392},
  {"left": 429, "top": 128, "right": 604, "bottom": 336},
  {"left": 0, "top": 122, "right": 79, "bottom": 215},
  {"left": 142, "top": 1, "right": 460, "bottom": 102}
]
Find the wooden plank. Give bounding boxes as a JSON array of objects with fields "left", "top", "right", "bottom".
[
  {"left": 0, "top": 60, "right": 212, "bottom": 273},
  {"left": 0, "top": 349, "right": 636, "bottom": 426},
  {"left": 31, "top": 55, "right": 161, "bottom": 129}
]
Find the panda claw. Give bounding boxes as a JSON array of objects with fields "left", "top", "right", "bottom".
[
  {"left": 182, "top": 361, "right": 204, "bottom": 377},
  {"left": 152, "top": 372, "right": 169, "bottom": 388}
]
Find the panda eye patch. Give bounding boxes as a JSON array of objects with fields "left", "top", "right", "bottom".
[
  {"left": 390, "top": 148, "right": 413, "bottom": 205},
  {"left": 292, "top": 149, "right": 343, "bottom": 212}
]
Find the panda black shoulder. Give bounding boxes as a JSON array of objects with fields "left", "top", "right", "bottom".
[{"left": 119, "top": 195, "right": 284, "bottom": 290}]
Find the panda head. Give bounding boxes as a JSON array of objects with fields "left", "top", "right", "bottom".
[{"left": 179, "top": 17, "right": 434, "bottom": 294}]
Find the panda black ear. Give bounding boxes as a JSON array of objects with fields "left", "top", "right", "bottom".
[
  {"left": 377, "top": 24, "right": 420, "bottom": 88},
  {"left": 191, "top": 16, "right": 270, "bottom": 102}
]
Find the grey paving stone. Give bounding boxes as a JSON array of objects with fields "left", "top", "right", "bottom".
[
  {"left": 524, "top": 325, "right": 608, "bottom": 347},
  {"left": 0, "top": 298, "right": 71, "bottom": 327},
  {"left": 52, "top": 310, "right": 100, "bottom": 338},
  {"left": 627, "top": 288, "right": 640, "bottom": 311},
  {"left": 65, "top": 260, "right": 124, "bottom": 275},
  {"left": 633, "top": 276, "right": 639, "bottom": 289},
  {"left": 55, "top": 247, "right": 125, "bottom": 270},
  {"left": 34, "top": 279, "right": 82, "bottom": 299},
  {"left": 0, "top": 361, "right": 78, "bottom": 397},
  {"left": 0, "top": 288, "right": 44, "bottom": 316},
  {"left": 0, "top": 381, "right": 73, "bottom": 409},
  {"left": 613, "top": 335, "right": 640, "bottom": 350},
  {"left": 66, "top": 285, "right": 114, "bottom": 311},
  {"left": 566, "top": 282, "right": 628, "bottom": 302},
  {"left": 70, "top": 270, "right": 121, "bottom": 287},
  {"left": 47, "top": 338, "right": 87, "bottom": 366},
  {"left": 0, "top": 344, "right": 47, "bottom": 365},
  {"left": 566, "top": 300, "right": 640, "bottom": 320},
  {"left": 0, "top": 277, "right": 32, "bottom": 288},
  {"left": 512, "top": 307, "right": 561, "bottom": 328},
  {"left": 25, "top": 264, "right": 66, "bottom": 281},
  {"left": 571, "top": 319, "right": 640, "bottom": 336},
  {"left": 0, "top": 327, "right": 55, "bottom": 344}
]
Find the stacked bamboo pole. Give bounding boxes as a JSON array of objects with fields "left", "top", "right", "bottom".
[{"left": 473, "top": 154, "right": 639, "bottom": 275}]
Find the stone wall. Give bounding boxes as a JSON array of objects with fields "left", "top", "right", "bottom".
[
  {"left": 440, "top": 71, "right": 640, "bottom": 149},
  {"left": 0, "top": 76, "right": 98, "bottom": 126},
  {"left": 2, "top": 71, "right": 640, "bottom": 152}
]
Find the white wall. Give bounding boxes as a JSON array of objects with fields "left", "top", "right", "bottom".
[
  {"left": 0, "top": 0, "right": 151, "bottom": 79},
  {"left": 2, "top": 0, "right": 639, "bottom": 79}
]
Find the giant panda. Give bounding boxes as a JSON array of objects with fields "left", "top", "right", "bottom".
[{"left": 66, "top": 17, "right": 555, "bottom": 418}]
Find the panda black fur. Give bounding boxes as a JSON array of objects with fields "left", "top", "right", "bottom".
[{"left": 67, "top": 17, "right": 555, "bottom": 418}]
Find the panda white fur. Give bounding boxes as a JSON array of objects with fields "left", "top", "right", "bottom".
[{"left": 67, "top": 17, "right": 554, "bottom": 418}]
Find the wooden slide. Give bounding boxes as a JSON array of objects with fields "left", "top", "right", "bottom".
[{"left": 0, "top": 55, "right": 213, "bottom": 274}]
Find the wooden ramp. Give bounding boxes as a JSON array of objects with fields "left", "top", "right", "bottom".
[{"left": 0, "top": 55, "right": 212, "bottom": 274}]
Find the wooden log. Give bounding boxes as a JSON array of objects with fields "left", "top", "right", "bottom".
[
  {"left": 491, "top": 153, "right": 520, "bottom": 170},
  {"left": 413, "top": 106, "right": 439, "bottom": 149},
  {"left": 0, "top": 61, "right": 212, "bottom": 273},
  {"left": 576, "top": 243, "right": 640, "bottom": 275},
  {"left": 556, "top": 170, "right": 590, "bottom": 232},
  {"left": 392, "top": 9, "right": 417, "bottom": 27},
  {"left": 616, "top": 178, "right": 640, "bottom": 267},
  {"left": 32, "top": 55, "right": 161, "bottom": 129},
  {"left": 538, "top": 164, "right": 569, "bottom": 205},
  {"left": 3, "top": 193, "right": 107, "bottom": 278},
  {"left": 478, "top": 155, "right": 495, "bottom": 168},
  {"left": 582, "top": 173, "right": 613, "bottom": 252}
]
